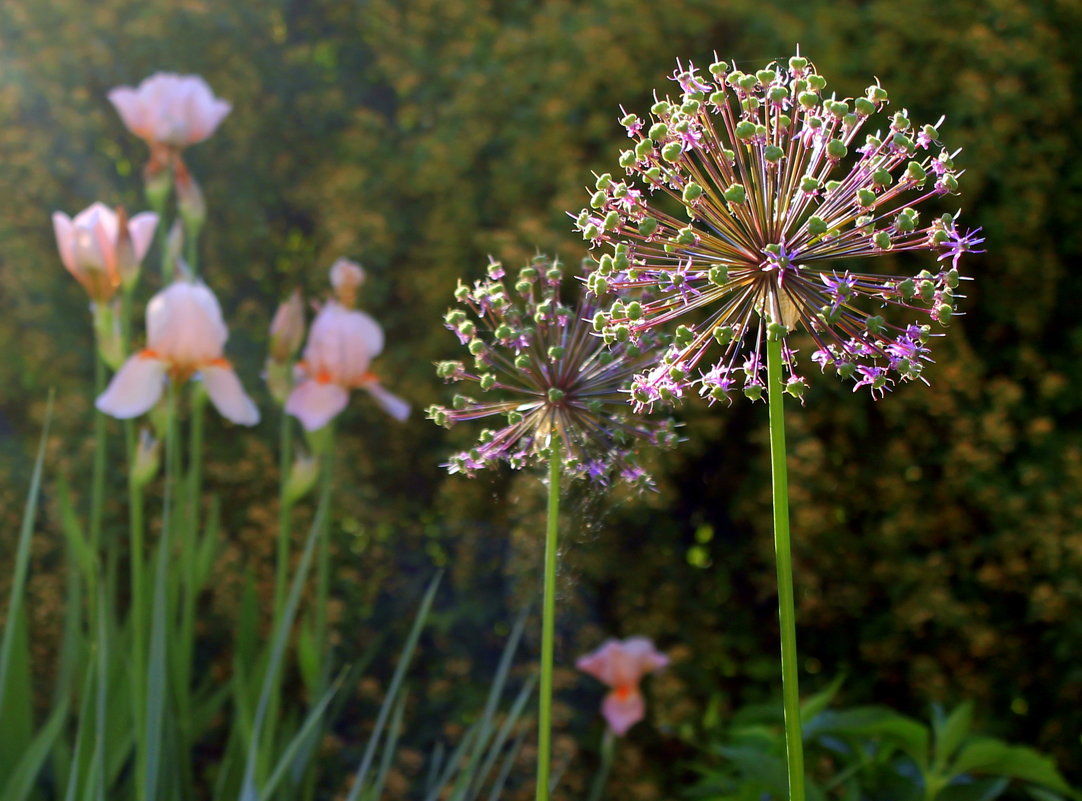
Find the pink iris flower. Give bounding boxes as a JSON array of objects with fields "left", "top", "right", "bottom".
[
  {"left": 285, "top": 301, "right": 409, "bottom": 432},
  {"left": 96, "top": 281, "right": 260, "bottom": 426},
  {"left": 108, "top": 73, "right": 231, "bottom": 149},
  {"left": 52, "top": 203, "right": 158, "bottom": 302},
  {"left": 577, "top": 637, "right": 669, "bottom": 736}
]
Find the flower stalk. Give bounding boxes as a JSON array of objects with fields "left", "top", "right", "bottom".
[
  {"left": 536, "top": 439, "right": 562, "bottom": 801},
  {"left": 767, "top": 334, "right": 805, "bottom": 801}
]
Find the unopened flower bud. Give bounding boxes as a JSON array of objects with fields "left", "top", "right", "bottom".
[
  {"left": 331, "top": 258, "right": 366, "bottom": 307},
  {"left": 131, "top": 428, "right": 162, "bottom": 489},
  {"left": 269, "top": 290, "right": 305, "bottom": 362},
  {"left": 174, "top": 157, "right": 206, "bottom": 240},
  {"left": 92, "top": 300, "right": 125, "bottom": 369},
  {"left": 284, "top": 452, "right": 319, "bottom": 504}
]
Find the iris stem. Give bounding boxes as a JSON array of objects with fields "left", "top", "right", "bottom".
[
  {"left": 536, "top": 439, "right": 561, "bottom": 801},
  {"left": 766, "top": 335, "right": 805, "bottom": 801},
  {"left": 586, "top": 728, "right": 615, "bottom": 801},
  {"left": 273, "top": 408, "right": 294, "bottom": 620},
  {"left": 89, "top": 350, "right": 106, "bottom": 623}
]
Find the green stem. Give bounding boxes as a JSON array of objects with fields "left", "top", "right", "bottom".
[
  {"left": 586, "top": 729, "right": 615, "bottom": 801},
  {"left": 273, "top": 409, "right": 295, "bottom": 621},
  {"left": 128, "top": 455, "right": 146, "bottom": 788},
  {"left": 535, "top": 441, "right": 561, "bottom": 801},
  {"left": 89, "top": 352, "right": 107, "bottom": 625},
  {"left": 313, "top": 439, "right": 334, "bottom": 679},
  {"left": 766, "top": 336, "right": 805, "bottom": 801}
]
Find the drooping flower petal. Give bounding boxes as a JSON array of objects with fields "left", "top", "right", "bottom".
[
  {"left": 202, "top": 363, "right": 260, "bottom": 426},
  {"left": 286, "top": 379, "right": 350, "bottom": 432},
  {"left": 363, "top": 382, "right": 410, "bottom": 422},
  {"left": 601, "top": 688, "right": 646, "bottom": 736},
  {"left": 96, "top": 352, "right": 168, "bottom": 418}
]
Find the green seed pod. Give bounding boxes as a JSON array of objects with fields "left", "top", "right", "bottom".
[
  {"left": 638, "top": 217, "right": 659, "bottom": 237},
  {"left": 479, "top": 373, "right": 496, "bottom": 391},
  {"left": 708, "top": 265, "right": 728, "bottom": 286},
  {"left": 873, "top": 168, "right": 892, "bottom": 187},
  {"left": 661, "top": 141, "right": 683, "bottom": 162},
  {"left": 873, "top": 231, "right": 892, "bottom": 249},
  {"left": 826, "top": 139, "right": 847, "bottom": 160},
  {"left": 635, "top": 138, "right": 654, "bottom": 159},
  {"left": 675, "top": 325, "right": 694, "bottom": 346},
  {"left": 589, "top": 190, "right": 607, "bottom": 209},
  {"left": 735, "top": 120, "right": 757, "bottom": 140},
  {"left": 594, "top": 172, "right": 612, "bottom": 190},
  {"left": 620, "top": 113, "right": 639, "bottom": 128},
  {"left": 764, "top": 145, "right": 784, "bottom": 162},
  {"left": 854, "top": 97, "right": 875, "bottom": 116},
  {"left": 713, "top": 324, "right": 734, "bottom": 345},
  {"left": 648, "top": 122, "right": 669, "bottom": 140},
  {"left": 651, "top": 100, "right": 671, "bottom": 116},
  {"left": 619, "top": 150, "right": 637, "bottom": 168},
  {"left": 603, "top": 211, "right": 621, "bottom": 230},
  {"left": 683, "top": 182, "right": 704, "bottom": 202},
  {"left": 857, "top": 188, "right": 876, "bottom": 207},
  {"left": 743, "top": 384, "right": 763, "bottom": 401},
  {"left": 626, "top": 301, "right": 643, "bottom": 320},
  {"left": 789, "top": 56, "right": 808, "bottom": 70},
  {"left": 808, "top": 216, "right": 827, "bottom": 236},
  {"left": 724, "top": 183, "right": 747, "bottom": 204}
]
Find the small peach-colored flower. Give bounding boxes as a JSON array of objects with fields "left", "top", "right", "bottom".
[
  {"left": 96, "top": 280, "right": 259, "bottom": 426},
  {"left": 577, "top": 637, "right": 669, "bottom": 736},
  {"left": 108, "top": 73, "right": 231, "bottom": 149},
  {"left": 286, "top": 300, "right": 408, "bottom": 431},
  {"left": 52, "top": 202, "right": 158, "bottom": 302}
]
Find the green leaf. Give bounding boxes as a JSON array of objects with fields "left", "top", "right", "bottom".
[
  {"left": 0, "top": 695, "right": 70, "bottom": 801},
  {"left": 935, "top": 702, "right": 974, "bottom": 766},
  {"left": 804, "top": 706, "right": 930, "bottom": 770},
  {"left": 717, "top": 745, "right": 789, "bottom": 797},
  {"left": 950, "top": 740, "right": 1074, "bottom": 795},
  {"left": 937, "top": 776, "right": 1010, "bottom": 801},
  {"left": 802, "top": 674, "right": 845, "bottom": 723}
]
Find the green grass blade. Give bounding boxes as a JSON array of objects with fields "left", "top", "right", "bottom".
[
  {"left": 64, "top": 653, "right": 98, "bottom": 801},
  {"left": 486, "top": 730, "right": 528, "bottom": 801},
  {"left": 344, "top": 571, "right": 444, "bottom": 801},
  {"left": 0, "top": 392, "right": 54, "bottom": 708},
  {"left": 367, "top": 689, "right": 409, "bottom": 801},
  {"left": 238, "top": 470, "right": 335, "bottom": 801},
  {"left": 470, "top": 676, "right": 537, "bottom": 799},
  {"left": 0, "top": 694, "right": 70, "bottom": 801},
  {"left": 260, "top": 673, "right": 345, "bottom": 799}
]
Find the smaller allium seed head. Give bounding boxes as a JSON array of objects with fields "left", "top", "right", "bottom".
[
  {"left": 573, "top": 54, "right": 983, "bottom": 407},
  {"left": 427, "top": 256, "right": 677, "bottom": 488}
]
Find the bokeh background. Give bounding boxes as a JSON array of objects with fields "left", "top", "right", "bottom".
[{"left": 1, "top": 0, "right": 1080, "bottom": 797}]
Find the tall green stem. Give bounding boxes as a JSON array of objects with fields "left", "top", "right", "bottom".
[
  {"left": 586, "top": 729, "right": 615, "bottom": 801},
  {"left": 89, "top": 352, "right": 107, "bottom": 625},
  {"left": 273, "top": 409, "right": 295, "bottom": 620},
  {"left": 535, "top": 441, "right": 561, "bottom": 801},
  {"left": 766, "top": 336, "right": 805, "bottom": 801}
]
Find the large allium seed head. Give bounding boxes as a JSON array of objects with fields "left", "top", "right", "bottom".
[
  {"left": 575, "top": 54, "right": 983, "bottom": 408},
  {"left": 427, "top": 255, "right": 678, "bottom": 488}
]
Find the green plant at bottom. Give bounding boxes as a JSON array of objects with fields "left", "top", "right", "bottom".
[{"left": 683, "top": 681, "right": 1078, "bottom": 801}]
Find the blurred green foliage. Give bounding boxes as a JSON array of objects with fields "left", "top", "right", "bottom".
[{"left": 1, "top": 0, "right": 1080, "bottom": 797}]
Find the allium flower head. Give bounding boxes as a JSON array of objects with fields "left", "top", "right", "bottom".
[
  {"left": 575, "top": 54, "right": 983, "bottom": 407},
  {"left": 426, "top": 256, "right": 677, "bottom": 487}
]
